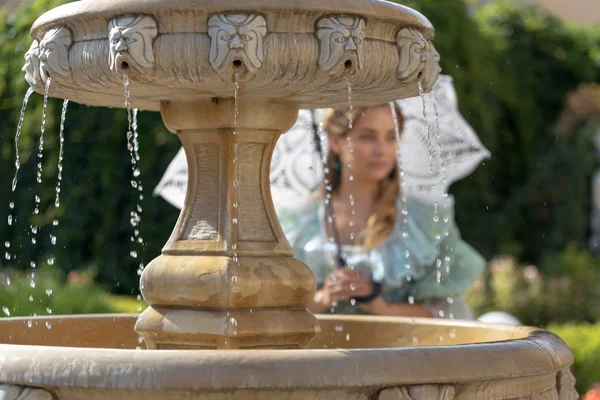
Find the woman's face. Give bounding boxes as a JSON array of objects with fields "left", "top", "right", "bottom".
[{"left": 331, "top": 104, "right": 398, "bottom": 185}]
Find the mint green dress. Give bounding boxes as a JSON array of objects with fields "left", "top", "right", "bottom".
[{"left": 277, "top": 195, "right": 485, "bottom": 320}]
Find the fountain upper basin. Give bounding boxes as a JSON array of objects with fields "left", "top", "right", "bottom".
[
  {"left": 0, "top": 314, "right": 576, "bottom": 399},
  {"left": 25, "top": 0, "right": 440, "bottom": 111}
]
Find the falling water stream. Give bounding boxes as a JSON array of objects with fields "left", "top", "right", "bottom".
[
  {"left": 122, "top": 71, "right": 146, "bottom": 284},
  {"left": 4, "top": 88, "right": 34, "bottom": 268},
  {"left": 344, "top": 78, "right": 358, "bottom": 312},
  {"left": 227, "top": 69, "right": 243, "bottom": 338},
  {"left": 25, "top": 78, "right": 52, "bottom": 313}
]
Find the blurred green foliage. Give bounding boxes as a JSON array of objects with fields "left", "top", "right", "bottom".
[{"left": 467, "top": 244, "right": 600, "bottom": 326}]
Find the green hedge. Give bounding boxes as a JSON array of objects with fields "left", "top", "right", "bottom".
[
  {"left": 0, "top": 268, "right": 118, "bottom": 316},
  {"left": 550, "top": 323, "right": 600, "bottom": 395}
]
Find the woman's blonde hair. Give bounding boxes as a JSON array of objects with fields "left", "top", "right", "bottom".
[{"left": 322, "top": 103, "right": 404, "bottom": 249}]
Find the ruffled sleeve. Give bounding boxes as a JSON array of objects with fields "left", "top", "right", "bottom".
[
  {"left": 276, "top": 199, "right": 333, "bottom": 285},
  {"left": 377, "top": 193, "right": 486, "bottom": 302}
]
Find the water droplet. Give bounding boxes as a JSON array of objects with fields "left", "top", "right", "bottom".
[
  {"left": 449, "top": 330, "right": 456, "bottom": 339},
  {"left": 52, "top": 219, "right": 59, "bottom": 226},
  {"left": 408, "top": 296, "right": 415, "bottom": 304},
  {"left": 402, "top": 232, "right": 409, "bottom": 238},
  {"left": 27, "top": 320, "right": 32, "bottom": 328},
  {"left": 47, "top": 258, "right": 55, "bottom": 265},
  {"left": 31, "top": 238, "right": 37, "bottom": 245},
  {"left": 5, "top": 252, "right": 10, "bottom": 260},
  {"left": 130, "top": 251, "right": 138, "bottom": 258},
  {"left": 349, "top": 175, "right": 354, "bottom": 181},
  {"left": 346, "top": 333, "right": 351, "bottom": 341},
  {"left": 433, "top": 215, "right": 439, "bottom": 222},
  {"left": 350, "top": 298, "right": 356, "bottom": 306},
  {"left": 133, "top": 168, "right": 141, "bottom": 177},
  {"left": 45, "top": 322, "right": 52, "bottom": 329},
  {"left": 2, "top": 307, "right": 10, "bottom": 316},
  {"left": 335, "top": 325, "right": 344, "bottom": 332},
  {"left": 50, "top": 236, "right": 57, "bottom": 245},
  {"left": 230, "top": 317, "right": 238, "bottom": 327},
  {"left": 7, "top": 215, "right": 12, "bottom": 226},
  {"left": 436, "top": 259, "right": 442, "bottom": 268},
  {"left": 46, "top": 289, "right": 53, "bottom": 296},
  {"left": 446, "top": 296, "right": 454, "bottom": 304},
  {"left": 30, "top": 261, "right": 36, "bottom": 268},
  {"left": 349, "top": 283, "right": 356, "bottom": 291},
  {"left": 4, "top": 241, "right": 10, "bottom": 248},
  {"left": 31, "top": 226, "right": 38, "bottom": 234},
  {"left": 131, "top": 180, "right": 138, "bottom": 188},
  {"left": 412, "top": 336, "right": 419, "bottom": 344},
  {"left": 438, "top": 310, "right": 445, "bottom": 318},
  {"left": 231, "top": 275, "right": 238, "bottom": 283},
  {"left": 9, "top": 202, "right": 14, "bottom": 209},
  {"left": 6, "top": 277, "right": 11, "bottom": 285},
  {"left": 28, "top": 295, "right": 33, "bottom": 302},
  {"left": 439, "top": 336, "right": 444, "bottom": 342},
  {"left": 232, "top": 218, "right": 238, "bottom": 225},
  {"left": 30, "top": 280, "right": 35, "bottom": 288}
]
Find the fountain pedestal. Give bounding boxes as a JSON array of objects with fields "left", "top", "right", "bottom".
[{"left": 136, "top": 98, "right": 319, "bottom": 349}]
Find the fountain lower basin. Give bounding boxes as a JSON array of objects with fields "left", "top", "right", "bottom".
[{"left": 0, "top": 314, "right": 576, "bottom": 400}]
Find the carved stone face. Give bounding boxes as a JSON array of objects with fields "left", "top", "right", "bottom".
[
  {"left": 22, "top": 40, "right": 41, "bottom": 88},
  {"left": 108, "top": 15, "right": 158, "bottom": 73},
  {"left": 316, "top": 17, "right": 365, "bottom": 75},
  {"left": 207, "top": 14, "right": 267, "bottom": 77},
  {"left": 396, "top": 28, "right": 440, "bottom": 89},
  {"left": 39, "top": 27, "right": 72, "bottom": 80}
]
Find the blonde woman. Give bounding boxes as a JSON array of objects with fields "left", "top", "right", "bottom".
[{"left": 278, "top": 104, "right": 486, "bottom": 319}]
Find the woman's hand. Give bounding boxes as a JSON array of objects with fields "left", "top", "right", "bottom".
[{"left": 308, "top": 268, "right": 375, "bottom": 313}]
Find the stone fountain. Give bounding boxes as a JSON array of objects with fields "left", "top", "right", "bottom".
[{"left": 0, "top": 0, "right": 577, "bottom": 398}]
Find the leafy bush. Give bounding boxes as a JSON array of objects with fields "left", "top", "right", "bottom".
[
  {"left": 0, "top": 267, "right": 119, "bottom": 316},
  {"left": 549, "top": 323, "right": 600, "bottom": 395},
  {"left": 467, "top": 244, "right": 600, "bottom": 327}
]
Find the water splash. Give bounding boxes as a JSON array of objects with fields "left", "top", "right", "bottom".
[{"left": 123, "top": 70, "right": 146, "bottom": 278}]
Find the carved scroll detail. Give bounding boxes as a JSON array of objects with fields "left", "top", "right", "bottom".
[
  {"left": 379, "top": 384, "right": 455, "bottom": 400},
  {"left": 0, "top": 385, "right": 53, "bottom": 400},
  {"left": 556, "top": 368, "right": 578, "bottom": 400}
]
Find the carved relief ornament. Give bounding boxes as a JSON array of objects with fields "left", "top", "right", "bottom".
[
  {"left": 108, "top": 15, "right": 158, "bottom": 73},
  {"left": 22, "top": 40, "right": 42, "bottom": 89},
  {"left": 396, "top": 28, "right": 441, "bottom": 88},
  {"left": 316, "top": 16, "right": 365, "bottom": 75},
  {"left": 38, "top": 27, "right": 73, "bottom": 81},
  {"left": 207, "top": 14, "right": 267, "bottom": 79}
]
